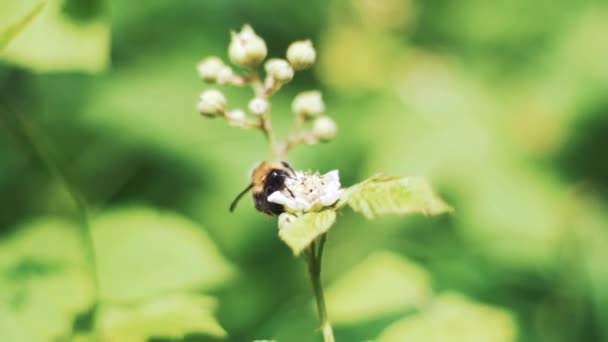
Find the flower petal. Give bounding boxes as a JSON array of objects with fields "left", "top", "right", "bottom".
[
  {"left": 320, "top": 189, "right": 342, "bottom": 206},
  {"left": 268, "top": 191, "right": 295, "bottom": 207},
  {"left": 323, "top": 170, "right": 341, "bottom": 188}
]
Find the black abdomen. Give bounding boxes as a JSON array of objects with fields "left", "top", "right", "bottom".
[{"left": 254, "top": 191, "right": 284, "bottom": 215}]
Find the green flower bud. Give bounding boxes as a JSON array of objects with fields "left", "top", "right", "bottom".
[
  {"left": 196, "top": 57, "right": 225, "bottom": 82},
  {"left": 286, "top": 40, "right": 316, "bottom": 71},
  {"left": 264, "top": 58, "right": 294, "bottom": 83},
  {"left": 248, "top": 97, "right": 269, "bottom": 116},
  {"left": 197, "top": 89, "right": 226, "bottom": 117},
  {"left": 228, "top": 24, "right": 267, "bottom": 68},
  {"left": 292, "top": 90, "right": 324, "bottom": 117},
  {"left": 312, "top": 116, "right": 337, "bottom": 141}
]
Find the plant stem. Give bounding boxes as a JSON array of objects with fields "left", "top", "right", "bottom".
[
  {"left": 306, "top": 235, "right": 335, "bottom": 342},
  {"left": 248, "top": 69, "right": 279, "bottom": 159}
]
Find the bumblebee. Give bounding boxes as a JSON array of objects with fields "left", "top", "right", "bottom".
[{"left": 230, "top": 161, "right": 295, "bottom": 215}]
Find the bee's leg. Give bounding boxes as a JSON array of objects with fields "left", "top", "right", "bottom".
[{"left": 286, "top": 187, "right": 295, "bottom": 198}]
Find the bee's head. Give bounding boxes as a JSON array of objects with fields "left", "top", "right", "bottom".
[{"left": 265, "top": 169, "right": 289, "bottom": 188}]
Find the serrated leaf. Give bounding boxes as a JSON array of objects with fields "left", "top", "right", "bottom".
[
  {"left": 326, "top": 251, "right": 432, "bottom": 325},
  {"left": 0, "top": 0, "right": 46, "bottom": 50},
  {"left": 376, "top": 292, "right": 517, "bottom": 342},
  {"left": 0, "top": 218, "right": 95, "bottom": 342},
  {"left": 278, "top": 210, "right": 337, "bottom": 256},
  {"left": 91, "top": 207, "right": 234, "bottom": 302},
  {"left": 340, "top": 174, "right": 452, "bottom": 219},
  {"left": 97, "top": 294, "right": 226, "bottom": 342},
  {"left": 1, "top": 0, "right": 109, "bottom": 73}
]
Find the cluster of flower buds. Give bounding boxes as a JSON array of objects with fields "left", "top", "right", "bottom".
[{"left": 195, "top": 24, "right": 337, "bottom": 158}]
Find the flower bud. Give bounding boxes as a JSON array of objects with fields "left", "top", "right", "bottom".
[
  {"left": 196, "top": 57, "right": 225, "bottom": 82},
  {"left": 216, "top": 66, "right": 235, "bottom": 85},
  {"left": 286, "top": 40, "right": 316, "bottom": 71},
  {"left": 264, "top": 58, "right": 294, "bottom": 83},
  {"left": 292, "top": 90, "right": 324, "bottom": 117},
  {"left": 312, "top": 116, "right": 337, "bottom": 141},
  {"left": 228, "top": 24, "right": 267, "bottom": 68},
  {"left": 197, "top": 89, "right": 226, "bottom": 117},
  {"left": 248, "top": 97, "right": 269, "bottom": 116},
  {"left": 226, "top": 109, "right": 246, "bottom": 127}
]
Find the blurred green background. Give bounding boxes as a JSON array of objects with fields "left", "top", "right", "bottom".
[{"left": 1, "top": 0, "right": 608, "bottom": 341}]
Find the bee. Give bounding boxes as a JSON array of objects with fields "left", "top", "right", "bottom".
[{"left": 230, "top": 161, "right": 295, "bottom": 215}]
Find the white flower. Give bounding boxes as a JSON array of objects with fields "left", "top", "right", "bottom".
[
  {"left": 292, "top": 90, "right": 324, "bottom": 117},
  {"left": 228, "top": 24, "right": 267, "bottom": 67},
  {"left": 268, "top": 170, "right": 342, "bottom": 213},
  {"left": 286, "top": 40, "right": 316, "bottom": 71}
]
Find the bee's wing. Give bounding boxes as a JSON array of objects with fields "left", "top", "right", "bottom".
[{"left": 229, "top": 183, "right": 254, "bottom": 212}]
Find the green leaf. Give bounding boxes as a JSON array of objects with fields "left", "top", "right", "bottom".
[
  {"left": 0, "top": 218, "right": 95, "bottom": 342},
  {"left": 91, "top": 207, "right": 234, "bottom": 302},
  {"left": 0, "top": 0, "right": 109, "bottom": 73},
  {"left": 325, "top": 251, "right": 433, "bottom": 325},
  {"left": 96, "top": 294, "right": 226, "bottom": 341},
  {"left": 0, "top": 0, "right": 46, "bottom": 50},
  {"left": 278, "top": 210, "right": 337, "bottom": 256},
  {"left": 376, "top": 292, "right": 517, "bottom": 342},
  {"left": 339, "top": 174, "right": 452, "bottom": 219}
]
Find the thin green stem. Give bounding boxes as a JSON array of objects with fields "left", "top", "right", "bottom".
[
  {"left": 306, "top": 235, "right": 335, "bottom": 342},
  {"left": 3, "top": 106, "right": 101, "bottom": 336},
  {"left": 248, "top": 69, "right": 279, "bottom": 159},
  {"left": 16, "top": 111, "right": 99, "bottom": 290}
]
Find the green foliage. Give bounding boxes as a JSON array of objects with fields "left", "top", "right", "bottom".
[
  {"left": 0, "top": 209, "right": 233, "bottom": 342},
  {"left": 376, "top": 293, "right": 517, "bottom": 342},
  {"left": 278, "top": 210, "right": 336, "bottom": 255},
  {"left": 340, "top": 175, "right": 452, "bottom": 219},
  {"left": 0, "top": 0, "right": 46, "bottom": 50},
  {"left": 1, "top": 0, "right": 607, "bottom": 341},
  {"left": 0, "top": 218, "right": 94, "bottom": 342},
  {"left": 325, "top": 251, "right": 432, "bottom": 325},
  {"left": 0, "top": 0, "right": 109, "bottom": 72},
  {"left": 91, "top": 207, "right": 234, "bottom": 302},
  {"left": 96, "top": 294, "right": 226, "bottom": 341}
]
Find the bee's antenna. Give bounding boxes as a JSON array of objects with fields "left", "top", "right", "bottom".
[
  {"left": 229, "top": 183, "right": 254, "bottom": 212},
  {"left": 281, "top": 161, "right": 296, "bottom": 178}
]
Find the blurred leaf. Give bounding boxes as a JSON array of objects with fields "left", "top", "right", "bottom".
[
  {"left": 340, "top": 174, "right": 452, "bottom": 219},
  {"left": 0, "top": 0, "right": 46, "bottom": 50},
  {"left": 318, "top": 26, "right": 401, "bottom": 90},
  {"left": 326, "top": 250, "right": 432, "bottom": 325},
  {"left": 96, "top": 294, "right": 226, "bottom": 342},
  {"left": 70, "top": 333, "right": 96, "bottom": 342},
  {"left": 376, "top": 292, "right": 517, "bottom": 342},
  {"left": 91, "top": 207, "right": 234, "bottom": 302},
  {"left": 0, "top": 218, "right": 94, "bottom": 342},
  {"left": 0, "top": 0, "right": 109, "bottom": 72},
  {"left": 0, "top": 218, "right": 88, "bottom": 269},
  {"left": 278, "top": 210, "right": 336, "bottom": 256}
]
